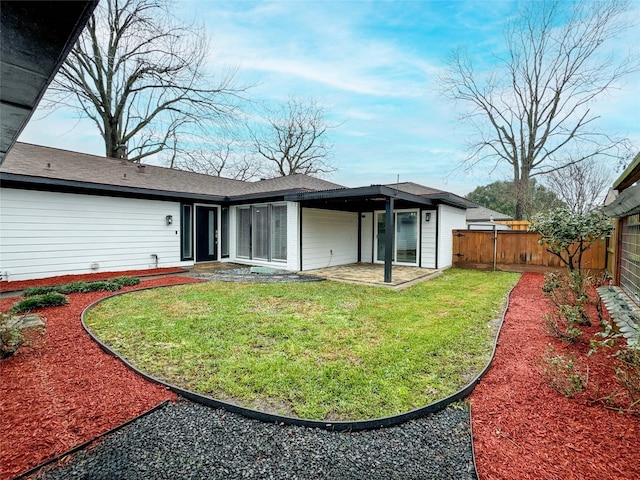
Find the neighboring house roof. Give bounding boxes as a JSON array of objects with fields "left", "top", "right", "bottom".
[
  {"left": 384, "top": 181, "right": 444, "bottom": 196},
  {"left": 0, "top": 143, "right": 342, "bottom": 201},
  {"left": 466, "top": 206, "right": 513, "bottom": 223},
  {"left": 384, "top": 181, "right": 476, "bottom": 209}
]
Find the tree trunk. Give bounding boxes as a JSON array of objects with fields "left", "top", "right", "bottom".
[{"left": 514, "top": 176, "right": 529, "bottom": 221}]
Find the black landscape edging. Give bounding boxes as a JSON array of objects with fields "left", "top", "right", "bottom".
[
  {"left": 80, "top": 279, "right": 515, "bottom": 433},
  {"left": 13, "top": 400, "right": 171, "bottom": 480}
]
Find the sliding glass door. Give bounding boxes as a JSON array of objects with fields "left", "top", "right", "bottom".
[
  {"left": 236, "top": 204, "right": 287, "bottom": 262},
  {"left": 375, "top": 210, "right": 419, "bottom": 265}
]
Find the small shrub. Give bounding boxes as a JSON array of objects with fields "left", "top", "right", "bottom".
[
  {"left": 615, "top": 347, "right": 640, "bottom": 407},
  {"left": 77, "top": 281, "right": 121, "bottom": 293},
  {"left": 110, "top": 276, "right": 141, "bottom": 287},
  {"left": 543, "top": 313, "right": 582, "bottom": 343},
  {"left": 540, "top": 345, "right": 586, "bottom": 398},
  {"left": 11, "top": 292, "right": 68, "bottom": 314},
  {"left": 23, "top": 277, "right": 139, "bottom": 297},
  {"left": 542, "top": 271, "right": 563, "bottom": 295},
  {"left": 0, "top": 313, "right": 23, "bottom": 359},
  {"left": 588, "top": 320, "right": 620, "bottom": 355},
  {"left": 56, "top": 281, "right": 92, "bottom": 294},
  {"left": 542, "top": 271, "right": 591, "bottom": 326},
  {"left": 22, "top": 286, "right": 57, "bottom": 297}
]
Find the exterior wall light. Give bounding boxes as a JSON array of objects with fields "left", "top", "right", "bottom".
[
  {"left": 425, "top": 212, "right": 431, "bottom": 222},
  {"left": 166, "top": 215, "right": 173, "bottom": 225}
]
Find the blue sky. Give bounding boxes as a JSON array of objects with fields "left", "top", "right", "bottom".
[{"left": 19, "top": 0, "right": 640, "bottom": 196}]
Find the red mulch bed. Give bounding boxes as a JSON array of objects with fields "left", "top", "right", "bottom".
[
  {"left": 3, "top": 272, "right": 639, "bottom": 479},
  {"left": 0, "top": 275, "right": 202, "bottom": 480},
  {"left": 0, "top": 267, "right": 188, "bottom": 292},
  {"left": 471, "top": 272, "right": 640, "bottom": 480}
]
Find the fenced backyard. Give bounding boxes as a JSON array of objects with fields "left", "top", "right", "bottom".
[{"left": 452, "top": 230, "right": 608, "bottom": 273}]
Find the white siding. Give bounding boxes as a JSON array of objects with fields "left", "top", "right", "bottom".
[
  {"left": 0, "top": 188, "right": 191, "bottom": 281},
  {"left": 437, "top": 204, "right": 467, "bottom": 269},
  {"left": 360, "top": 212, "right": 373, "bottom": 263},
  {"left": 285, "top": 202, "right": 300, "bottom": 271},
  {"left": 421, "top": 209, "right": 437, "bottom": 268},
  {"left": 301, "top": 208, "right": 358, "bottom": 270}
]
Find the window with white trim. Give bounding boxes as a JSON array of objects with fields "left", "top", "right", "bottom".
[{"left": 236, "top": 204, "right": 287, "bottom": 262}]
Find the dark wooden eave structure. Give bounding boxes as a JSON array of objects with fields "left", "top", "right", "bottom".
[
  {"left": 604, "top": 152, "right": 640, "bottom": 218},
  {"left": 285, "top": 185, "right": 474, "bottom": 283},
  {"left": 0, "top": 1, "right": 98, "bottom": 164}
]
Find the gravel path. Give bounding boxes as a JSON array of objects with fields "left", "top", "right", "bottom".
[
  {"left": 38, "top": 400, "right": 477, "bottom": 480},
  {"left": 190, "top": 267, "right": 323, "bottom": 283}
]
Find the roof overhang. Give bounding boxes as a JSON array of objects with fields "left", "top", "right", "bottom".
[
  {"left": 603, "top": 183, "right": 640, "bottom": 218},
  {"left": 0, "top": 172, "right": 227, "bottom": 204},
  {"left": 613, "top": 152, "right": 640, "bottom": 191},
  {"left": 284, "top": 185, "right": 473, "bottom": 212},
  {"left": 1, "top": 1, "right": 98, "bottom": 164}
]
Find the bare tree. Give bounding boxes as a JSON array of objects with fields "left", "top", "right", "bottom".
[
  {"left": 171, "top": 139, "right": 261, "bottom": 181},
  {"left": 250, "top": 97, "right": 337, "bottom": 177},
  {"left": 440, "top": 0, "right": 637, "bottom": 219},
  {"left": 46, "top": 0, "right": 245, "bottom": 162},
  {"left": 543, "top": 158, "right": 613, "bottom": 214}
]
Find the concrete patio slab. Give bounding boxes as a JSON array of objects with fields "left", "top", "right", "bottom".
[{"left": 305, "top": 263, "right": 441, "bottom": 290}]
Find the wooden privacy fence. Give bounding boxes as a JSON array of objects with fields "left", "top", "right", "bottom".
[{"left": 452, "top": 230, "right": 608, "bottom": 273}]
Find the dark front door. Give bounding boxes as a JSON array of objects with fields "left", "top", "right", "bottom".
[{"left": 196, "top": 206, "right": 217, "bottom": 262}]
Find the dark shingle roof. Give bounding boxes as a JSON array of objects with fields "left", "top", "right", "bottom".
[
  {"left": 0, "top": 143, "right": 343, "bottom": 198},
  {"left": 243, "top": 174, "right": 343, "bottom": 195},
  {"left": 385, "top": 181, "right": 475, "bottom": 208},
  {"left": 384, "top": 182, "right": 444, "bottom": 196},
  {"left": 466, "top": 206, "right": 513, "bottom": 222}
]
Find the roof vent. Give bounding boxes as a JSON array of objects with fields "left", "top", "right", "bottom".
[{"left": 137, "top": 164, "right": 146, "bottom": 173}]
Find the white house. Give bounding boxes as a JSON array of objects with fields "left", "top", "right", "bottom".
[{"left": 0, "top": 143, "right": 474, "bottom": 282}]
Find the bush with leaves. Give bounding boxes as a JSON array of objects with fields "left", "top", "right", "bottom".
[
  {"left": 615, "top": 348, "right": 640, "bottom": 410},
  {"left": 542, "top": 312, "right": 583, "bottom": 343},
  {"left": 23, "top": 277, "right": 140, "bottom": 297},
  {"left": 111, "top": 276, "right": 141, "bottom": 288},
  {"left": 11, "top": 293, "right": 68, "bottom": 314},
  {"left": 530, "top": 208, "right": 612, "bottom": 274},
  {"left": 539, "top": 345, "right": 586, "bottom": 398}
]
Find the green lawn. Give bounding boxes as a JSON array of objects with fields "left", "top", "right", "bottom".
[{"left": 84, "top": 269, "right": 519, "bottom": 420}]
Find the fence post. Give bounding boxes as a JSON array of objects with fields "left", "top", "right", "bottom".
[{"left": 493, "top": 226, "right": 498, "bottom": 272}]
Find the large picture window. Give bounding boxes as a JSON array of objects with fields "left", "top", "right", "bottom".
[{"left": 236, "top": 204, "right": 287, "bottom": 262}]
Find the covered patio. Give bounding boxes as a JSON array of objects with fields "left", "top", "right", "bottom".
[
  {"left": 306, "top": 263, "right": 440, "bottom": 290},
  {"left": 285, "top": 184, "right": 473, "bottom": 283}
]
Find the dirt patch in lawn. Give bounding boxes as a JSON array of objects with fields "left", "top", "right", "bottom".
[
  {"left": 471, "top": 272, "right": 640, "bottom": 480},
  {"left": 0, "top": 275, "right": 202, "bottom": 480}
]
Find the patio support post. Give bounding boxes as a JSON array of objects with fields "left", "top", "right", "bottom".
[{"left": 384, "top": 196, "right": 394, "bottom": 283}]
